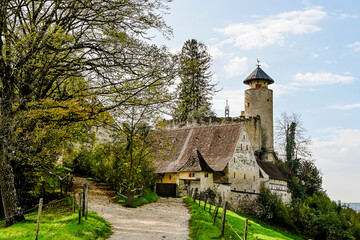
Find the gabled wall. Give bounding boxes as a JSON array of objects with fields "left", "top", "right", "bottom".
[{"left": 227, "top": 126, "right": 261, "bottom": 194}]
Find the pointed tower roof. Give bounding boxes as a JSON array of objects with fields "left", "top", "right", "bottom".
[
  {"left": 243, "top": 66, "right": 274, "bottom": 85},
  {"left": 178, "top": 148, "right": 214, "bottom": 172}
]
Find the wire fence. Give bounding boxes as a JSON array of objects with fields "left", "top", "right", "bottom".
[
  {"left": 0, "top": 196, "right": 73, "bottom": 222},
  {"left": 191, "top": 190, "right": 271, "bottom": 240},
  {"left": 1, "top": 183, "right": 89, "bottom": 240},
  {"left": 226, "top": 220, "right": 244, "bottom": 240}
]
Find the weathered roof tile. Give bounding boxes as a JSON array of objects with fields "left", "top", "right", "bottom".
[
  {"left": 257, "top": 160, "right": 287, "bottom": 181},
  {"left": 154, "top": 123, "right": 243, "bottom": 173},
  {"left": 178, "top": 148, "right": 214, "bottom": 172}
]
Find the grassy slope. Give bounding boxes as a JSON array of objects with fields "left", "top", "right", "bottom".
[
  {"left": 116, "top": 191, "right": 160, "bottom": 207},
  {"left": 184, "top": 198, "right": 304, "bottom": 240},
  {"left": 0, "top": 200, "right": 111, "bottom": 240}
]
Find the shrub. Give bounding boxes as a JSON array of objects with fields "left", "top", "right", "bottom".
[{"left": 256, "top": 186, "right": 294, "bottom": 229}]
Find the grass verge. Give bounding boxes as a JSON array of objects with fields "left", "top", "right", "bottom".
[
  {"left": 184, "top": 197, "right": 304, "bottom": 240},
  {"left": 116, "top": 191, "right": 160, "bottom": 207},
  {"left": 0, "top": 198, "right": 111, "bottom": 240}
]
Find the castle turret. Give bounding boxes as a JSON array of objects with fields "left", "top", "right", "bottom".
[{"left": 244, "top": 62, "right": 274, "bottom": 162}]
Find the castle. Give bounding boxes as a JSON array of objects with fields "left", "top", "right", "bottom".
[{"left": 153, "top": 65, "right": 291, "bottom": 209}]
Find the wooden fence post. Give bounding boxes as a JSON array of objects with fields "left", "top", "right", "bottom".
[
  {"left": 220, "top": 201, "right": 227, "bottom": 237},
  {"left": 244, "top": 218, "right": 248, "bottom": 240},
  {"left": 84, "top": 184, "right": 89, "bottom": 220},
  {"left": 204, "top": 196, "right": 208, "bottom": 210},
  {"left": 65, "top": 177, "right": 69, "bottom": 195},
  {"left": 34, "top": 198, "right": 43, "bottom": 240},
  {"left": 72, "top": 192, "right": 75, "bottom": 213},
  {"left": 78, "top": 192, "right": 82, "bottom": 224},
  {"left": 82, "top": 184, "right": 86, "bottom": 217},
  {"left": 193, "top": 189, "right": 198, "bottom": 202},
  {"left": 60, "top": 181, "right": 63, "bottom": 198},
  {"left": 213, "top": 201, "right": 220, "bottom": 225},
  {"left": 208, "top": 202, "right": 212, "bottom": 214}
]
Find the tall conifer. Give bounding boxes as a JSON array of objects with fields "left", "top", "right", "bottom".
[{"left": 175, "top": 39, "right": 217, "bottom": 121}]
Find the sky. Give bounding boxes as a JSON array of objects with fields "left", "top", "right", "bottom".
[{"left": 153, "top": 0, "right": 360, "bottom": 202}]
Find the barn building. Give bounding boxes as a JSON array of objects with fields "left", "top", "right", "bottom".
[{"left": 153, "top": 65, "right": 291, "bottom": 208}]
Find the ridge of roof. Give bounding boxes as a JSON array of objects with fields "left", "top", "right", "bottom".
[
  {"left": 178, "top": 148, "right": 214, "bottom": 172},
  {"left": 163, "top": 122, "right": 244, "bottom": 131}
]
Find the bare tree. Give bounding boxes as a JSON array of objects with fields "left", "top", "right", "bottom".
[
  {"left": 275, "top": 112, "right": 312, "bottom": 163},
  {"left": 275, "top": 112, "right": 322, "bottom": 199}
]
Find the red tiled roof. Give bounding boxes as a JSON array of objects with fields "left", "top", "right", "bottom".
[{"left": 153, "top": 123, "right": 243, "bottom": 173}]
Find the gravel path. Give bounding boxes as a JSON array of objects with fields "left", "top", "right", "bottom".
[{"left": 73, "top": 176, "right": 190, "bottom": 240}]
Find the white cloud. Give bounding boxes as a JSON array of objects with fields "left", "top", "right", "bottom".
[
  {"left": 293, "top": 72, "right": 355, "bottom": 85},
  {"left": 224, "top": 57, "right": 249, "bottom": 78},
  {"left": 325, "top": 60, "right": 337, "bottom": 64},
  {"left": 272, "top": 84, "right": 302, "bottom": 97},
  {"left": 216, "top": 8, "right": 327, "bottom": 50},
  {"left": 348, "top": 41, "right": 360, "bottom": 52},
  {"left": 330, "top": 103, "right": 360, "bottom": 110},
  {"left": 311, "top": 129, "right": 360, "bottom": 201},
  {"left": 337, "top": 13, "right": 358, "bottom": 19},
  {"left": 168, "top": 47, "right": 180, "bottom": 54},
  {"left": 312, "top": 53, "right": 320, "bottom": 58},
  {"left": 208, "top": 45, "right": 224, "bottom": 58}
]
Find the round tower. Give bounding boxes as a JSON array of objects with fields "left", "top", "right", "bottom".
[{"left": 243, "top": 62, "right": 274, "bottom": 162}]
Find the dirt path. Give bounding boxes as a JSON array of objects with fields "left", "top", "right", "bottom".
[{"left": 73, "top": 176, "right": 190, "bottom": 240}]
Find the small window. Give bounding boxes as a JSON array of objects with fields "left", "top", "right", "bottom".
[
  {"left": 243, "top": 135, "right": 245, "bottom": 140},
  {"left": 234, "top": 172, "right": 236, "bottom": 178},
  {"left": 253, "top": 176, "right": 255, "bottom": 181},
  {"left": 246, "top": 145, "right": 248, "bottom": 151},
  {"left": 247, "top": 102, "right": 250, "bottom": 107},
  {"left": 244, "top": 174, "right": 246, "bottom": 180},
  {"left": 244, "top": 189, "right": 246, "bottom": 192},
  {"left": 204, "top": 173, "right": 208, "bottom": 178},
  {"left": 255, "top": 84, "right": 261, "bottom": 89},
  {"left": 240, "top": 144, "right": 243, "bottom": 151},
  {"left": 169, "top": 175, "right": 172, "bottom": 180},
  {"left": 192, "top": 173, "right": 195, "bottom": 177},
  {"left": 188, "top": 173, "right": 192, "bottom": 178}
]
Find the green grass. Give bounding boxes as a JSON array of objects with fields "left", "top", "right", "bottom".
[
  {"left": 0, "top": 199, "right": 111, "bottom": 240},
  {"left": 184, "top": 197, "right": 304, "bottom": 240},
  {"left": 116, "top": 191, "right": 160, "bottom": 207}
]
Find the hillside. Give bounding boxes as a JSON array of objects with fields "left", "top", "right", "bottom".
[{"left": 185, "top": 197, "right": 304, "bottom": 240}]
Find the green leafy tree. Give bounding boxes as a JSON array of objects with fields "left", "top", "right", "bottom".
[
  {"left": 174, "top": 39, "right": 218, "bottom": 121},
  {"left": 0, "top": 0, "right": 173, "bottom": 225}
]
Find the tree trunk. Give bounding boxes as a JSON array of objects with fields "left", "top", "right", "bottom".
[
  {"left": 0, "top": 144, "right": 24, "bottom": 226},
  {"left": 126, "top": 190, "right": 135, "bottom": 208},
  {"left": 0, "top": 187, "right": 4, "bottom": 219}
]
